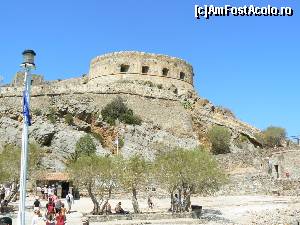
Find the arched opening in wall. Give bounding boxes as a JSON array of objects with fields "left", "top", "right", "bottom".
[
  {"left": 162, "top": 68, "right": 169, "bottom": 76},
  {"left": 120, "top": 64, "right": 130, "bottom": 73},
  {"left": 180, "top": 72, "right": 185, "bottom": 80},
  {"left": 142, "top": 66, "right": 149, "bottom": 74}
]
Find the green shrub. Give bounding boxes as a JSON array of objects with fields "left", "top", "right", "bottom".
[
  {"left": 236, "top": 135, "right": 248, "bottom": 148},
  {"left": 182, "top": 100, "right": 192, "bottom": 109},
  {"left": 120, "top": 110, "right": 142, "bottom": 125},
  {"left": 71, "top": 134, "right": 96, "bottom": 162},
  {"left": 64, "top": 113, "right": 74, "bottom": 125},
  {"left": 47, "top": 114, "right": 56, "bottom": 124},
  {"left": 207, "top": 125, "right": 231, "bottom": 154},
  {"left": 261, "top": 126, "right": 286, "bottom": 148},
  {"left": 101, "top": 97, "right": 142, "bottom": 126}
]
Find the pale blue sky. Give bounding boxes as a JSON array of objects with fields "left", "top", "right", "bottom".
[{"left": 0, "top": 0, "right": 299, "bottom": 137}]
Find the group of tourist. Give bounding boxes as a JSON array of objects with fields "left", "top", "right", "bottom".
[
  {"left": 36, "top": 185, "right": 57, "bottom": 200},
  {"left": 31, "top": 191, "right": 74, "bottom": 225}
]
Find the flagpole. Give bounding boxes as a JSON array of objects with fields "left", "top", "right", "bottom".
[
  {"left": 17, "top": 50, "right": 36, "bottom": 225},
  {"left": 18, "top": 67, "right": 30, "bottom": 225}
]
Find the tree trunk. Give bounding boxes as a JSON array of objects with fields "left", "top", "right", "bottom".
[
  {"left": 7, "top": 182, "right": 19, "bottom": 203},
  {"left": 178, "top": 188, "right": 182, "bottom": 212},
  {"left": 87, "top": 183, "right": 100, "bottom": 214},
  {"left": 108, "top": 185, "right": 112, "bottom": 198},
  {"left": 132, "top": 187, "right": 140, "bottom": 213},
  {"left": 100, "top": 199, "right": 108, "bottom": 214},
  {"left": 170, "top": 191, "right": 174, "bottom": 212},
  {"left": 184, "top": 192, "right": 191, "bottom": 212}
]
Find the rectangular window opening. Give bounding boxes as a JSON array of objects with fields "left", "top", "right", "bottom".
[
  {"left": 142, "top": 66, "right": 149, "bottom": 74},
  {"left": 180, "top": 72, "right": 185, "bottom": 80},
  {"left": 162, "top": 68, "right": 169, "bottom": 76},
  {"left": 120, "top": 64, "right": 129, "bottom": 73}
]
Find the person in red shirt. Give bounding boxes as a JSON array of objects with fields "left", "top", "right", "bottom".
[{"left": 55, "top": 210, "right": 65, "bottom": 225}]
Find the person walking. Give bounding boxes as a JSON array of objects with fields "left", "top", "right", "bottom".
[
  {"left": 33, "top": 197, "right": 41, "bottom": 211},
  {"left": 46, "top": 198, "right": 56, "bottom": 215},
  {"left": 47, "top": 186, "right": 52, "bottom": 198},
  {"left": 41, "top": 186, "right": 45, "bottom": 199},
  {"left": 54, "top": 199, "right": 62, "bottom": 213},
  {"left": 44, "top": 185, "right": 48, "bottom": 200},
  {"left": 65, "top": 192, "right": 74, "bottom": 214}
]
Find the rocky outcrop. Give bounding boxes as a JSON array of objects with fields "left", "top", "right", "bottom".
[
  {"left": 0, "top": 75, "right": 260, "bottom": 171},
  {"left": 29, "top": 121, "right": 55, "bottom": 146}
]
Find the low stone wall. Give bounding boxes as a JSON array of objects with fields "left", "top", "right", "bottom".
[{"left": 87, "top": 212, "right": 194, "bottom": 223}]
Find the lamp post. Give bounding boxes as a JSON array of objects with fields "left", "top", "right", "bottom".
[{"left": 18, "top": 49, "right": 36, "bottom": 225}]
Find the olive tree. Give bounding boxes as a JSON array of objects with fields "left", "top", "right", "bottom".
[
  {"left": 0, "top": 143, "right": 44, "bottom": 203},
  {"left": 262, "top": 126, "right": 286, "bottom": 147},
  {"left": 153, "top": 148, "right": 226, "bottom": 212},
  {"left": 117, "top": 154, "right": 148, "bottom": 213},
  {"left": 67, "top": 155, "right": 119, "bottom": 214}
]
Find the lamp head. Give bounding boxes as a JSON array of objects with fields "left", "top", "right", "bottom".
[{"left": 21, "top": 49, "right": 36, "bottom": 68}]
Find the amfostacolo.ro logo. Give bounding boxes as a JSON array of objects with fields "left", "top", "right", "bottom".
[{"left": 195, "top": 5, "right": 294, "bottom": 20}]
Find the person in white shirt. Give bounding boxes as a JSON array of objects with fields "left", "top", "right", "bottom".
[
  {"left": 47, "top": 186, "right": 52, "bottom": 198},
  {"left": 31, "top": 209, "right": 41, "bottom": 225},
  {"left": 43, "top": 185, "right": 48, "bottom": 199},
  {"left": 66, "top": 191, "right": 74, "bottom": 213}
]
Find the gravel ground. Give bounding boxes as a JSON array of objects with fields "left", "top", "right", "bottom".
[{"left": 2, "top": 195, "right": 299, "bottom": 225}]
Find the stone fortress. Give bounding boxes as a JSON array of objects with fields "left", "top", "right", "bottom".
[
  {"left": 0, "top": 50, "right": 266, "bottom": 164},
  {"left": 89, "top": 51, "right": 194, "bottom": 90},
  {"left": 10, "top": 51, "right": 194, "bottom": 91},
  {"left": 1, "top": 51, "right": 259, "bottom": 140},
  {"left": 1, "top": 50, "right": 300, "bottom": 196}
]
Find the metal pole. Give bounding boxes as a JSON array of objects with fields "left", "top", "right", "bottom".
[{"left": 17, "top": 67, "right": 31, "bottom": 225}]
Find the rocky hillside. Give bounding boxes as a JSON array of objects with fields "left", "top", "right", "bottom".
[{"left": 0, "top": 77, "right": 260, "bottom": 171}]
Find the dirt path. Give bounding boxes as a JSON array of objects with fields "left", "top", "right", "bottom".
[
  {"left": 4, "top": 195, "right": 299, "bottom": 224},
  {"left": 72, "top": 195, "right": 300, "bottom": 224}
]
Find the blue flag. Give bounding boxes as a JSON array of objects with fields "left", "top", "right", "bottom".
[{"left": 23, "top": 90, "right": 31, "bottom": 126}]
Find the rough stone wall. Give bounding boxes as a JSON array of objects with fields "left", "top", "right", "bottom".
[
  {"left": 11, "top": 72, "right": 44, "bottom": 87},
  {"left": 270, "top": 149, "right": 300, "bottom": 179},
  {"left": 0, "top": 79, "right": 259, "bottom": 139},
  {"left": 88, "top": 51, "right": 194, "bottom": 90}
]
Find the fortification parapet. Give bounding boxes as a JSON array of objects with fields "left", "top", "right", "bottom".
[
  {"left": 88, "top": 51, "right": 194, "bottom": 90},
  {"left": 12, "top": 72, "right": 44, "bottom": 87}
]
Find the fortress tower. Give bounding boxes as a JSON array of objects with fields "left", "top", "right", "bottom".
[{"left": 88, "top": 51, "right": 194, "bottom": 90}]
